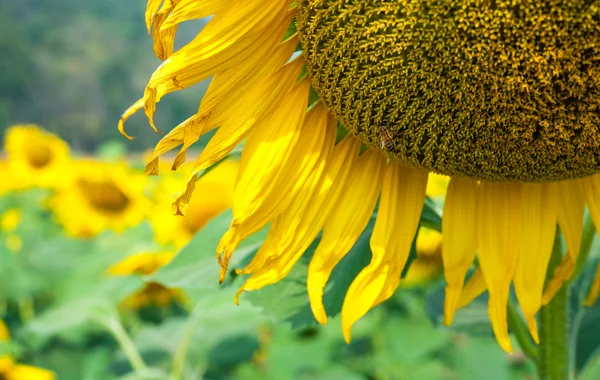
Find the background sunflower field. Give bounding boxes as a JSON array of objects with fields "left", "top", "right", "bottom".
[{"left": 3, "top": 1, "right": 600, "bottom": 380}]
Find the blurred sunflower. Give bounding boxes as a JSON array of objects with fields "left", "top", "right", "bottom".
[
  {"left": 120, "top": 1, "right": 600, "bottom": 352},
  {"left": 151, "top": 159, "right": 238, "bottom": 248},
  {"left": 107, "top": 251, "right": 184, "bottom": 309},
  {"left": 0, "top": 209, "right": 23, "bottom": 254},
  {"left": 0, "top": 320, "right": 55, "bottom": 380},
  {"left": 5, "top": 124, "right": 70, "bottom": 189},
  {"left": 50, "top": 160, "right": 151, "bottom": 238},
  {"left": 402, "top": 227, "right": 443, "bottom": 287}
]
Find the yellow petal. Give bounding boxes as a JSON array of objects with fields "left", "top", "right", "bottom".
[
  {"left": 513, "top": 183, "right": 557, "bottom": 344},
  {"left": 217, "top": 97, "right": 334, "bottom": 279},
  {"left": 477, "top": 181, "right": 523, "bottom": 353},
  {"left": 238, "top": 136, "right": 361, "bottom": 276},
  {"left": 150, "top": 0, "right": 179, "bottom": 60},
  {"left": 172, "top": 58, "right": 304, "bottom": 215},
  {"left": 142, "top": 1, "right": 293, "bottom": 129},
  {"left": 170, "top": 33, "right": 299, "bottom": 168},
  {"left": 145, "top": 0, "right": 163, "bottom": 32},
  {"left": 341, "top": 163, "right": 427, "bottom": 342},
  {"left": 235, "top": 136, "right": 362, "bottom": 302},
  {"left": 172, "top": 113, "right": 210, "bottom": 170},
  {"left": 543, "top": 179, "right": 585, "bottom": 304},
  {"left": 7, "top": 364, "right": 55, "bottom": 380},
  {"left": 144, "top": 119, "right": 187, "bottom": 174},
  {"left": 583, "top": 174, "right": 600, "bottom": 306},
  {"left": 585, "top": 174, "right": 600, "bottom": 229},
  {"left": 221, "top": 77, "right": 310, "bottom": 234},
  {"left": 456, "top": 267, "right": 487, "bottom": 309},
  {"left": 307, "top": 150, "right": 387, "bottom": 325},
  {"left": 161, "top": 0, "right": 234, "bottom": 30},
  {"left": 441, "top": 177, "right": 478, "bottom": 326},
  {"left": 426, "top": 173, "right": 450, "bottom": 197},
  {"left": 118, "top": 98, "right": 145, "bottom": 140},
  {"left": 584, "top": 264, "right": 600, "bottom": 306}
]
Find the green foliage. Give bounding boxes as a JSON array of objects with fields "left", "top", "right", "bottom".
[{"left": 0, "top": 186, "right": 543, "bottom": 380}]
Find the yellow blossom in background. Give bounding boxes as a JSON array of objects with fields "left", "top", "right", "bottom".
[
  {"left": 0, "top": 162, "right": 20, "bottom": 196},
  {"left": 5, "top": 124, "right": 70, "bottom": 189},
  {"left": 0, "top": 320, "right": 55, "bottom": 380},
  {"left": 402, "top": 227, "right": 443, "bottom": 287},
  {"left": 50, "top": 160, "right": 151, "bottom": 238},
  {"left": 0, "top": 209, "right": 21, "bottom": 233},
  {"left": 0, "top": 209, "right": 23, "bottom": 254},
  {"left": 108, "top": 251, "right": 184, "bottom": 309},
  {"left": 151, "top": 160, "right": 238, "bottom": 248}
]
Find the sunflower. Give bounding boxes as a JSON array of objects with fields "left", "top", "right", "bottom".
[
  {"left": 0, "top": 320, "right": 55, "bottom": 380},
  {"left": 150, "top": 159, "right": 238, "bottom": 248},
  {"left": 50, "top": 160, "right": 151, "bottom": 238},
  {"left": 120, "top": 0, "right": 600, "bottom": 353},
  {"left": 107, "top": 251, "right": 184, "bottom": 309},
  {"left": 5, "top": 124, "right": 70, "bottom": 189}
]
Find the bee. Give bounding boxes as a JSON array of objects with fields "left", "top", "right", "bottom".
[{"left": 379, "top": 123, "right": 396, "bottom": 152}]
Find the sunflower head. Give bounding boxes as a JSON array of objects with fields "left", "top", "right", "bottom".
[
  {"left": 5, "top": 124, "right": 71, "bottom": 188},
  {"left": 297, "top": 0, "right": 600, "bottom": 182},
  {"left": 50, "top": 160, "right": 150, "bottom": 238}
]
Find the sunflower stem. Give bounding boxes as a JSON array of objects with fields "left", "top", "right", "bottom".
[
  {"left": 104, "top": 316, "right": 147, "bottom": 372},
  {"left": 170, "top": 303, "right": 205, "bottom": 380},
  {"left": 536, "top": 231, "right": 572, "bottom": 380}
]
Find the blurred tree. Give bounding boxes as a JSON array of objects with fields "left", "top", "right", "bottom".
[{"left": 0, "top": 0, "right": 208, "bottom": 153}]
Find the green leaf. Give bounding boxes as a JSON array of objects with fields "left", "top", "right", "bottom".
[
  {"left": 380, "top": 316, "right": 451, "bottom": 363},
  {"left": 26, "top": 276, "right": 144, "bottom": 336},
  {"left": 421, "top": 196, "right": 442, "bottom": 232},
  {"left": 116, "top": 368, "right": 170, "bottom": 380},
  {"left": 579, "top": 348, "right": 600, "bottom": 380},
  {"left": 448, "top": 336, "right": 511, "bottom": 380}
]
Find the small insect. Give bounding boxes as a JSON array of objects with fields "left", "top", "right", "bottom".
[{"left": 379, "top": 123, "right": 396, "bottom": 152}]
